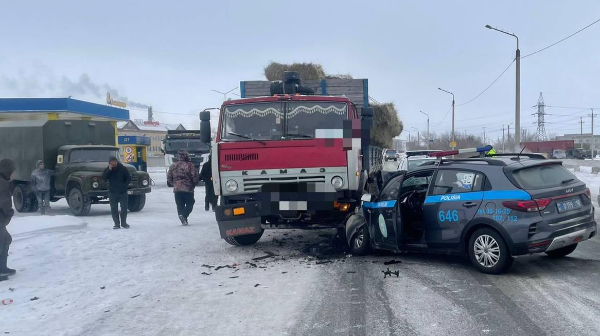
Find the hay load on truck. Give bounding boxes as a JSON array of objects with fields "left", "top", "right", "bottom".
[
  {"left": 0, "top": 120, "right": 151, "bottom": 216},
  {"left": 199, "top": 71, "right": 379, "bottom": 246},
  {"left": 162, "top": 130, "right": 210, "bottom": 186}
]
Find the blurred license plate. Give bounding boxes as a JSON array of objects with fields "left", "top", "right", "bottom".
[{"left": 556, "top": 198, "right": 582, "bottom": 213}]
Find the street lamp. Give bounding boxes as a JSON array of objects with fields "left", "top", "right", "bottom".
[
  {"left": 485, "top": 24, "right": 520, "bottom": 149},
  {"left": 212, "top": 87, "right": 239, "bottom": 102},
  {"left": 420, "top": 111, "right": 430, "bottom": 149},
  {"left": 438, "top": 88, "right": 455, "bottom": 149},
  {"left": 411, "top": 127, "right": 420, "bottom": 147}
]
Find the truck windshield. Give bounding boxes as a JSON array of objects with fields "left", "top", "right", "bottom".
[
  {"left": 220, "top": 101, "right": 348, "bottom": 141},
  {"left": 164, "top": 139, "right": 206, "bottom": 152},
  {"left": 69, "top": 149, "right": 119, "bottom": 163}
]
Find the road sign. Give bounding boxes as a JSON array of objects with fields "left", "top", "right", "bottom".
[
  {"left": 429, "top": 139, "right": 434, "bottom": 143},
  {"left": 125, "top": 154, "right": 134, "bottom": 162},
  {"left": 450, "top": 142, "right": 457, "bottom": 148},
  {"left": 125, "top": 146, "right": 133, "bottom": 154}
]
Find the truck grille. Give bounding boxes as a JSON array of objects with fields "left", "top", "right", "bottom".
[
  {"left": 128, "top": 176, "right": 138, "bottom": 189},
  {"left": 243, "top": 175, "right": 326, "bottom": 193},
  {"left": 225, "top": 153, "right": 259, "bottom": 162}
]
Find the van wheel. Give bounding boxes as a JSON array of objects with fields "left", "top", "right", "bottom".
[
  {"left": 545, "top": 243, "right": 578, "bottom": 258},
  {"left": 13, "top": 184, "right": 33, "bottom": 213},
  {"left": 350, "top": 225, "right": 371, "bottom": 256},
  {"left": 224, "top": 231, "right": 264, "bottom": 246},
  {"left": 68, "top": 187, "right": 91, "bottom": 216},
  {"left": 468, "top": 228, "right": 513, "bottom": 274},
  {"left": 128, "top": 194, "right": 146, "bottom": 212}
]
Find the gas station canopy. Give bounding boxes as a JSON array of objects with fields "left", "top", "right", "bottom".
[{"left": 0, "top": 98, "right": 129, "bottom": 121}]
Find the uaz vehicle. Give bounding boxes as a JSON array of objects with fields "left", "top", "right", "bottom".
[
  {"left": 0, "top": 120, "right": 151, "bottom": 216},
  {"left": 345, "top": 146, "right": 597, "bottom": 274}
]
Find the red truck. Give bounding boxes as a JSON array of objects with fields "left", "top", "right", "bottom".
[
  {"left": 199, "top": 72, "right": 375, "bottom": 246},
  {"left": 521, "top": 140, "right": 585, "bottom": 159}
]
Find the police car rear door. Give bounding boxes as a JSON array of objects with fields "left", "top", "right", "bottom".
[
  {"left": 422, "top": 169, "right": 485, "bottom": 247},
  {"left": 364, "top": 174, "right": 404, "bottom": 251}
]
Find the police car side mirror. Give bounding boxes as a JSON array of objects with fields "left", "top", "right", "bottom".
[{"left": 361, "top": 194, "right": 374, "bottom": 202}]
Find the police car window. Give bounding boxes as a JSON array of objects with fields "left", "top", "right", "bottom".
[
  {"left": 380, "top": 176, "right": 403, "bottom": 201},
  {"left": 432, "top": 170, "right": 482, "bottom": 195}
]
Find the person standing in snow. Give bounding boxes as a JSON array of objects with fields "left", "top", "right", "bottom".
[
  {"left": 30, "top": 160, "right": 54, "bottom": 215},
  {"left": 200, "top": 156, "right": 217, "bottom": 212},
  {"left": 102, "top": 156, "right": 131, "bottom": 229},
  {"left": 167, "top": 150, "right": 200, "bottom": 226},
  {"left": 0, "top": 159, "right": 16, "bottom": 276}
]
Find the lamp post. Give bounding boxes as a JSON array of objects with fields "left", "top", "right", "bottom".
[
  {"left": 212, "top": 87, "right": 239, "bottom": 102},
  {"left": 411, "top": 127, "right": 420, "bottom": 148},
  {"left": 438, "top": 88, "right": 455, "bottom": 149},
  {"left": 485, "top": 24, "right": 520, "bottom": 150},
  {"left": 420, "top": 111, "right": 430, "bottom": 149}
]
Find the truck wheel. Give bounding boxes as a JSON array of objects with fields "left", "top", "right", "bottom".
[
  {"left": 545, "top": 243, "right": 578, "bottom": 258},
  {"left": 13, "top": 184, "right": 33, "bottom": 213},
  {"left": 68, "top": 187, "right": 91, "bottom": 216},
  {"left": 468, "top": 228, "right": 513, "bottom": 274},
  {"left": 349, "top": 225, "right": 371, "bottom": 256},
  {"left": 224, "top": 231, "right": 264, "bottom": 246},
  {"left": 128, "top": 194, "right": 146, "bottom": 212}
]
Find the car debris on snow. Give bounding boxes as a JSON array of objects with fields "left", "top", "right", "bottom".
[
  {"left": 215, "top": 265, "right": 233, "bottom": 271},
  {"left": 252, "top": 251, "right": 278, "bottom": 261},
  {"left": 8, "top": 288, "right": 15, "bottom": 292},
  {"left": 246, "top": 262, "right": 257, "bottom": 268},
  {"left": 201, "top": 264, "right": 215, "bottom": 269},
  {"left": 201, "top": 272, "right": 212, "bottom": 276},
  {"left": 254, "top": 284, "right": 260, "bottom": 287},
  {"left": 100, "top": 286, "right": 105, "bottom": 289},
  {"left": 382, "top": 268, "right": 400, "bottom": 278},
  {"left": 315, "top": 260, "right": 333, "bottom": 265},
  {"left": 30, "top": 297, "right": 39, "bottom": 301},
  {"left": 384, "top": 259, "right": 402, "bottom": 265},
  {"left": 130, "top": 294, "right": 141, "bottom": 299},
  {"left": 225, "top": 292, "right": 234, "bottom": 295},
  {"left": 229, "top": 276, "right": 239, "bottom": 279},
  {"left": 347, "top": 271, "right": 357, "bottom": 274}
]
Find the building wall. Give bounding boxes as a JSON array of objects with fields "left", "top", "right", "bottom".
[{"left": 118, "top": 130, "right": 165, "bottom": 157}]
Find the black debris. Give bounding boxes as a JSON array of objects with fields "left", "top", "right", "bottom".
[
  {"left": 252, "top": 251, "right": 278, "bottom": 261},
  {"left": 281, "top": 272, "right": 288, "bottom": 274},
  {"left": 100, "top": 286, "right": 106, "bottom": 290},
  {"left": 215, "top": 265, "right": 233, "bottom": 271},
  {"left": 130, "top": 294, "right": 141, "bottom": 299},
  {"left": 229, "top": 276, "right": 239, "bottom": 279},
  {"left": 382, "top": 268, "right": 400, "bottom": 278},
  {"left": 246, "top": 262, "right": 257, "bottom": 268},
  {"left": 384, "top": 260, "right": 402, "bottom": 265},
  {"left": 259, "top": 266, "right": 267, "bottom": 269},
  {"left": 225, "top": 292, "right": 234, "bottom": 295},
  {"left": 201, "top": 272, "right": 212, "bottom": 276},
  {"left": 316, "top": 260, "right": 333, "bottom": 265},
  {"left": 254, "top": 284, "right": 260, "bottom": 287},
  {"left": 30, "top": 297, "right": 39, "bottom": 301},
  {"left": 8, "top": 288, "right": 15, "bottom": 292},
  {"left": 104, "top": 310, "right": 110, "bottom": 313},
  {"left": 347, "top": 271, "right": 356, "bottom": 274},
  {"left": 201, "top": 264, "right": 215, "bottom": 269}
]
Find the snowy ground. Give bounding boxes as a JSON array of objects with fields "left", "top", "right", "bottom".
[{"left": 1, "top": 169, "right": 600, "bottom": 336}]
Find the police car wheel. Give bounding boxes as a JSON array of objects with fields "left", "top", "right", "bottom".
[
  {"left": 350, "top": 225, "right": 370, "bottom": 256},
  {"left": 545, "top": 243, "right": 578, "bottom": 258},
  {"left": 468, "top": 228, "right": 513, "bottom": 274}
]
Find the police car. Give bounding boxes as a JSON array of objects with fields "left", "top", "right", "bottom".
[{"left": 345, "top": 146, "right": 597, "bottom": 274}]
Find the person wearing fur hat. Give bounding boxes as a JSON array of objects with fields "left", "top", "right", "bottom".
[{"left": 167, "top": 150, "right": 200, "bottom": 226}]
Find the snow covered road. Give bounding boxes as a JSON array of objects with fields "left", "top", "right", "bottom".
[{"left": 1, "top": 170, "right": 600, "bottom": 336}]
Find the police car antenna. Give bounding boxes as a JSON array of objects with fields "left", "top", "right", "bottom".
[{"left": 516, "top": 146, "right": 526, "bottom": 160}]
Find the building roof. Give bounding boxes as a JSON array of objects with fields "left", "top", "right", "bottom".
[
  {"left": 118, "top": 119, "right": 186, "bottom": 132},
  {"left": 0, "top": 98, "right": 129, "bottom": 121}
]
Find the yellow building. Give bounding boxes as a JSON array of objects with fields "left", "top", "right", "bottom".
[{"left": 118, "top": 119, "right": 186, "bottom": 165}]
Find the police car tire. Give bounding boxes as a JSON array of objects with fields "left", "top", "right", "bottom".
[
  {"left": 545, "top": 243, "right": 578, "bottom": 258},
  {"left": 224, "top": 231, "right": 264, "bottom": 246},
  {"left": 350, "top": 225, "right": 370, "bottom": 256},
  {"left": 468, "top": 228, "right": 513, "bottom": 275}
]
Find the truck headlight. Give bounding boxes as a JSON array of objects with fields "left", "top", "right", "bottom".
[
  {"left": 142, "top": 179, "right": 148, "bottom": 186},
  {"left": 92, "top": 182, "right": 99, "bottom": 189},
  {"left": 331, "top": 176, "right": 344, "bottom": 189},
  {"left": 225, "top": 179, "right": 238, "bottom": 192}
]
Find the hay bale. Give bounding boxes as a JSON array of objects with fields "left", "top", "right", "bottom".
[
  {"left": 264, "top": 62, "right": 327, "bottom": 81},
  {"left": 371, "top": 103, "right": 403, "bottom": 148},
  {"left": 325, "top": 74, "right": 353, "bottom": 79}
]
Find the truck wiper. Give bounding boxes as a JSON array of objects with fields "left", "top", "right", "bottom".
[
  {"left": 285, "top": 133, "right": 313, "bottom": 139},
  {"left": 227, "top": 132, "right": 266, "bottom": 145},
  {"left": 561, "top": 178, "right": 575, "bottom": 184}
]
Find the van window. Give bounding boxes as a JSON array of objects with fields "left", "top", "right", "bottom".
[
  {"left": 511, "top": 164, "right": 576, "bottom": 189},
  {"left": 432, "top": 170, "right": 483, "bottom": 195}
]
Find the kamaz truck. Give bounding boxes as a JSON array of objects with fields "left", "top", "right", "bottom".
[
  {"left": 0, "top": 119, "right": 151, "bottom": 216},
  {"left": 162, "top": 130, "right": 210, "bottom": 186},
  {"left": 199, "top": 72, "right": 375, "bottom": 246}
]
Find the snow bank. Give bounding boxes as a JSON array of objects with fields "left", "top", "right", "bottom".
[{"left": 8, "top": 215, "right": 87, "bottom": 236}]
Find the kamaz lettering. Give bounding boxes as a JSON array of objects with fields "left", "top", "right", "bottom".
[{"left": 226, "top": 227, "right": 256, "bottom": 236}]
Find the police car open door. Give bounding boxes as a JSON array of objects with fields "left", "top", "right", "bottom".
[{"left": 363, "top": 174, "right": 405, "bottom": 251}]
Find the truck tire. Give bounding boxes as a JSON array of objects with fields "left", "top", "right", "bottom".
[
  {"left": 68, "top": 187, "right": 91, "bottom": 216},
  {"left": 13, "top": 184, "right": 33, "bottom": 213},
  {"left": 224, "top": 231, "right": 264, "bottom": 246},
  {"left": 128, "top": 194, "right": 146, "bottom": 212}
]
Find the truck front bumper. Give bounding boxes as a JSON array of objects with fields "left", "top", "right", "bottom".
[{"left": 88, "top": 187, "right": 152, "bottom": 197}]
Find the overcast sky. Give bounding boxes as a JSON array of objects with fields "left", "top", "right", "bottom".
[{"left": 1, "top": 0, "right": 599, "bottom": 141}]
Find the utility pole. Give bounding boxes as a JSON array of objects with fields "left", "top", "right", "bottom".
[
  {"left": 533, "top": 92, "right": 547, "bottom": 141},
  {"left": 483, "top": 127, "right": 487, "bottom": 144},
  {"left": 591, "top": 109, "right": 597, "bottom": 158},
  {"left": 502, "top": 125, "right": 505, "bottom": 152},
  {"left": 420, "top": 111, "right": 430, "bottom": 150},
  {"left": 438, "top": 88, "right": 455, "bottom": 150}
]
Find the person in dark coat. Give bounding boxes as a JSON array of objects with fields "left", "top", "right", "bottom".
[
  {"left": 102, "top": 156, "right": 131, "bottom": 229},
  {"left": 0, "top": 159, "right": 16, "bottom": 276},
  {"left": 31, "top": 160, "right": 54, "bottom": 215},
  {"left": 167, "top": 150, "right": 200, "bottom": 225},
  {"left": 200, "top": 156, "right": 217, "bottom": 212}
]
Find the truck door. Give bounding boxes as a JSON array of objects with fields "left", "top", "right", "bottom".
[
  {"left": 422, "top": 169, "right": 484, "bottom": 247},
  {"left": 364, "top": 174, "right": 404, "bottom": 251},
  {"left": 54, "top": 149, "right": 68, "bottom": 194}
]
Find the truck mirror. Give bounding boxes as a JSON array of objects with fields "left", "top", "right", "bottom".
[
  {"left": 361, "top": 107, "right": 374, "bottom": 118},
  {"left": 199, "top": 111, "right": 211, "bottom": 144}
]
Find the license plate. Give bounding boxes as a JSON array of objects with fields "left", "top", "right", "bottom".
[
  {"left": 127, "top": 191, "right": 134, "bottom": 195},
  {"left": 556, "top": 198, "right": 582, "bottom": 213}
]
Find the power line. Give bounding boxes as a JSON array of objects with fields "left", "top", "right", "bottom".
[
  {"left": 521, "top": 18, "right": 600, "bottom": 59},
  {"left": 433, "top": 104, "right": 453, "bottom": 126},
  {"left": 456, "top": 59, "right": 515, "bottom": 106}
]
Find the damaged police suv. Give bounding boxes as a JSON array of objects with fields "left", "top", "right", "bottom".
[{"left": 345, "top": 146, "right": 597, "bottom": 274}]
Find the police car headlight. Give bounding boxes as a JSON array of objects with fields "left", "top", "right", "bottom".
[
  {"left": 142, "top": 179, "right": 148, "bottom": 186},
  {"left": 92, "top": 182, "right": 99, "bottom": 189},
  {"left": 331, "top": 176, "right": 344, "bottom": 189},
  {"left": 225, "top": 179, "right": 238, "bottom": 192}
]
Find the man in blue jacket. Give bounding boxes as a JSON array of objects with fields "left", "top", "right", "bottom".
[{"left": 102, "top": 156, "right": 131, "bottom": 229}]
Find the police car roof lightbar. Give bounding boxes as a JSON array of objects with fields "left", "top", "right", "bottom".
[{"left": 428, "top": 145, "right": 493, "bottom": 158}]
